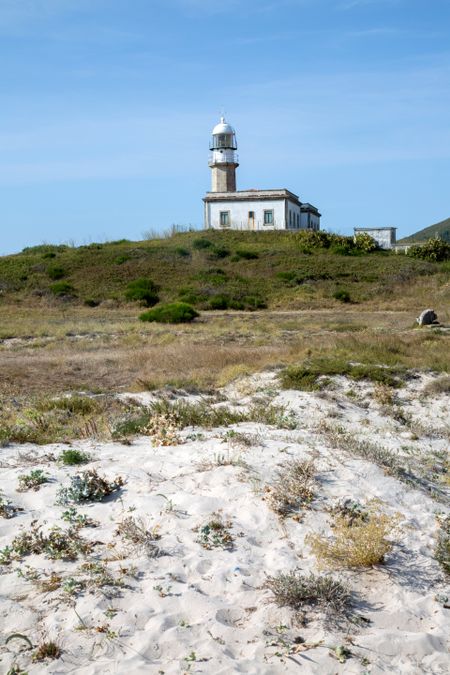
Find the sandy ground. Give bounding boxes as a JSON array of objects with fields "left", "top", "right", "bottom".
[{"left": 0, "top": 372, "right": 449, "bottom": 674}]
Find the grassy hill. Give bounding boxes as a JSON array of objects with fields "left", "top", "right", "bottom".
[
  {"left": 399, "top": 217, "right": 450, "bottom": 244},
  {"left": 0, "top": 229, "right": 447, "bottom": 311}
]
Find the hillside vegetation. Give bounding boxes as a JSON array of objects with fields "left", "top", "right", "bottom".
[
  {"left": 0, "top": 229, "right": 448, "bottom": 311},
  {"left": 399, "top": 217, "right": 450, "bottom": 244}
]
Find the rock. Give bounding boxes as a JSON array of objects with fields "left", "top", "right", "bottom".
[{"left": 417, "top": 309, "right": 438, "bottom": 326}]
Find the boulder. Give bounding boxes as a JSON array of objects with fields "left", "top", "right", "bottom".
[{"left": 416, "top": 309, "right": 438, "bottom": 326}]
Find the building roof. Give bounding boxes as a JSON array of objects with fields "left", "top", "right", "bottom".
[
  {"left": 354, "top": 227, "right": 397, "bottom": 232},
  {"left": 212, "top": 116, "right": 235, "bottom": 136},
  {"left": 204, "top": 188, "right": 301, "bottom": 204}
]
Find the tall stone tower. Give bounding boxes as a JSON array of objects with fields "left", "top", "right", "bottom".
[{"left": 208, "top": 116, "right": 239, "bottom": 192}]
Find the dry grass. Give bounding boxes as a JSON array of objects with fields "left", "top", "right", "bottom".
[
  {"left": 0, "top": 305, "right": 448, "bottom": 398},
  {"left": 306, "top": 502, "right": 399, "bottom": 569},
  {"left": 265, "top": 459, "right": 316, "bottom": 516}
]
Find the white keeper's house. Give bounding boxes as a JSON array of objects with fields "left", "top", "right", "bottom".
[{"left": 203, "top": 117, "right": 321, "bottom": 231}]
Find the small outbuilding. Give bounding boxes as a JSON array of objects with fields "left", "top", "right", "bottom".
[{"left": 354, "top": 227, "right": 397, "bottom": 250}]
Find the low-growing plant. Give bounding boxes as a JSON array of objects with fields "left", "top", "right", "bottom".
[
  {"left": 61, "top": 507, "right": 98, "bottom": 528},
  {"left": 143, "top": 411, "right": 182, "bottom": 446},
  {"left": 50, "top": 281, "right": 75, "bottom": 297},
  {"left": 333, "top": 289, "right": 351, "bottom": 303},
  {"left": 125, "top": 278, "right": 159, "bottom": 307},
  {"left": 47, "top": 264, "right": 65, "bottom": 280},
  {"left": 116, "top": 515, "right": 161, "bottom": 557},
  {"left": 192, "top": 237, "right": 213, "bottom": 250},
  {"left": 17, "top": 469, "right": 49, "bottom": 492},
  {"left": 0, "top": 493, "right": 22, "bottom": 518},
  {"left": 32, "top": 640, "right": 61, "bottom": 662},
  {"left": 329, "top": 498, "right": 369, "bottom": 527},
  {"left": 57, "top": 469, "right": 124, "bottom": 504},
  {"left": 407, "top": 237, "right": 450, "bottom": 262},
  {"left": 59, "top": 448, "right": 91, "bottom": 465},
  {"left": 306, "top": 502, "right": 398, "bottom": 568},
  {"left": 435, "top": 515, "right": 449, "bottom": 575},
  {"left": 196, "top": 513, "right": 234, "bottom": 550},
  {"left": 281, "top": 359, "right": 404, "bottom": 391},
  {"left": 37, "top": 395, "right": 100, "bottom": 415},
  {"left": 1, "top": 523, "right": 92, "bottom": 564},
  {"left": 265, "top": 459, "right": 316, "bottom": 516},
  {"left": 266, "top": 571, "right": 351, "bottom": 617},
  {"left": 139, "top": 302, "right": 199, "bottom": 324}
]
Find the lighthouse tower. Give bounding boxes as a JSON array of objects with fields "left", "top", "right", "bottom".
[{"left": 208, "top": 116, "right": 239, "bottom": 192}]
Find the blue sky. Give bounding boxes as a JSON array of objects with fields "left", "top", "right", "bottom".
[{"left": 0, "top": 0, "right": 449, "bottom": 253}]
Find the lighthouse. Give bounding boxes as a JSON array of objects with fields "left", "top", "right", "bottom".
[
  {"left": 203, "top": 116, "right": 321, "bottom": 230},
  {"left": 208, "top": 116, "right": 239, "bottom": 193}
]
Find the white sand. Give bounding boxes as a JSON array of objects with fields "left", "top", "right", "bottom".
[{"left": 0, "top": 372, "right": 449, "bottom": 674}]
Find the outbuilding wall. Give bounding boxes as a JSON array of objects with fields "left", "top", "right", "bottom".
[{"left": 206, "top": 199, "right": 288, "bottom": 230}]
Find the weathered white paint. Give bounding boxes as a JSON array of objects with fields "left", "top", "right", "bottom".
[
  {"left": 354, "top": 227, "right": 397, "bottom": 249},
  {"left": 204, "top": 190, "right": 308, "bottom": 230}
]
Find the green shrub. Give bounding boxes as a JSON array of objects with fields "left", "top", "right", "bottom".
[
  {"left": 59, "top": 448, "right": 91, "bottom": 465},
  {"left": 333, "top": 289, "right": 351, "bottom": 303},
  {"left": 209, "top": 245, "right": 230, "bottom": 259},
  {"left": 192, "top": 238, "right": 213, "bottom": 250},
  {"left": 114, "top": 255, "right": 129, "bottom": 265},
  {"left": 354, "top": 233, "right": 378, "bottom": 252},
  {"left": 233, "top": 248, "right": 259, "bottom": 260},
  {"left": 47, "top": 265, "right": 65, "bottom": 280},
  {"left": 209, "top": 295, "right": 229, "bottom": 310},
  {"left": 281, "top": 359, "right": 404, "bottom": 390},
  {"left": 175, "top": 246, "right": 190, "bottom": 257},
  {"left": 125, "top": 278, "right": 159, "bottom": 307},
  {"left": 407, "top": 238, "right": 450, "bottom": 262},
  {"left": 178, "top": 288, "right": 206, "bottom": 305},
  {"left": 50, "top": 281, "right": 75, "bottom": 297},
  {"left": 57, "top": 469, "right": 124, "bottom": 504},
  {"left": 139, "top": 302, "right": 199, "bottom": 324}
]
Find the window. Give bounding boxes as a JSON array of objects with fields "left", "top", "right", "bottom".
[
  {"left": 219, "top": 211, "right": 230, "bottom": 227},
  {"left": 289, "top": 211, "right": 292, "bottom": 227},
  {"left": 263, "top": 209, "right": 274, "bottom": 225},
  {"left": 296, "top": 213, "right": 300, "bottom": 228},
  {"left": 248, "top": 211, "right": 255, "bottom": 219}
]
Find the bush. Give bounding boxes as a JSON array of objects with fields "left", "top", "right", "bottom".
[
  {"left": 47, "top": 265, "right": 65, "bottom": 280},
  {"left": 233, "top": 248, "right": 259, "bottom": 260},
  {"left": 209, "top": 245, "right": 230, "bottom": 259},
  {"left": 192, "top": 238, "right": 213, "bottom": 250},
  {"left": 407, "top": 237, "right": 450, "bottom": 262},
  {"left": 266, "top": 571, "right": 351, "bottom": 616},
  {"left": 125, "top": 278, "right": 159, "bottom": 307},
  {"left": 306, "top": 502, "right": 398, "bottom": 568},
  {"left": 333, "top": 289, "right": 351, "bottom": 303},
  {"left": 175, "top": 246, "right": 190, "bottom": 257},
  {"left": 57, "top": 469, "right": 124, "bottom": 504},
  {"left": 50, "top": 281, "right": 75, "bottom": 297},
  {"left": 354, "top": 233, "right": 378, "bottom": 252},
  {"left": 59, "top": 448, "right": 91, "bottom": 466},
  {"left": 0, "top": 522, "right": 92, "bottom": 564},
  {"left": 139, "top": 302, "right": 199, "bottom": 324}
]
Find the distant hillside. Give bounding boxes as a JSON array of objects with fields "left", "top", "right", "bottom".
[
  {"left": 0, "top": 230, "right": 443, "bottom": 311},
  {"left": 399, "top": 217, "right": 450, "bottom": 244}
]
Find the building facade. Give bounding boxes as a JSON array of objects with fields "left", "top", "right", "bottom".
[
  {"left": 354, "top": 227, "right": 397, "bottom": 250},
  {"left": 203, "top": 117, "right": 321, "bottom": 231}
]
